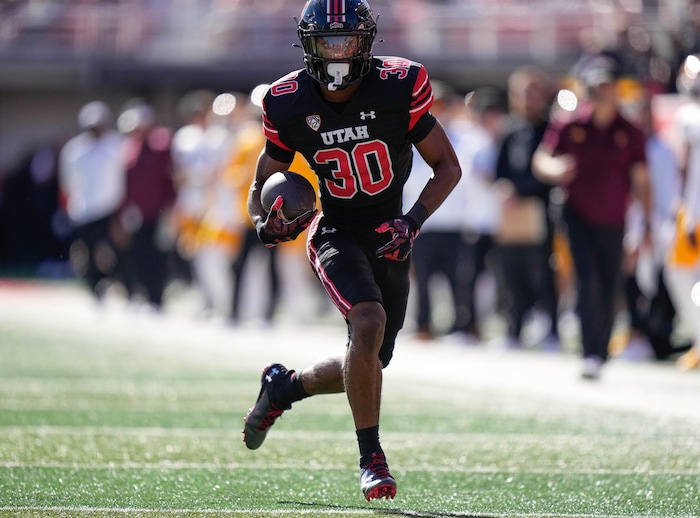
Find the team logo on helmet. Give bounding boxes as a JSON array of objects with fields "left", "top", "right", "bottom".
[{"left": 306, "top": 115, "right": 322, "bottom": 131}]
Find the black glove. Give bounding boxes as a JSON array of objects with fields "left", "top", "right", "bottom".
[
  {"left": 256, "top": 195, "right": 317, "bottom": 248},
  {"left": 375, "top": 216, "right": 420, "bottom": 261}
]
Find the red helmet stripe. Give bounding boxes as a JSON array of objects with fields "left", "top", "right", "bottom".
[{"left": 327, "top": 0, "right": 346, "bottom": 23}]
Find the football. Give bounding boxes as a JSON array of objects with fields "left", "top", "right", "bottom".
[{"left": 261, "top": 170, "right": 316, "bottom": 221}]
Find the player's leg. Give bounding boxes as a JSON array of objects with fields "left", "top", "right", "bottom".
[
  {"left": 308, "top": 221, "right": 398, "bottom": 500},
  {"left": 352, "top": 253, "right": 411, "bottom": 501},
  {"left": 344, "top": 301, "right": 385, "bottom": 429},
  {"left": 345, "top": 301, "right": 398, "bottom": 501},
  {"left": 242, "top": 357, "right": 348, "bottom": 450},
  {"left": 297, "top": 356, "right": 345, "bottom": 393},
  {"left": 243, "top": 221, "right": 370, "bottom": 450}
]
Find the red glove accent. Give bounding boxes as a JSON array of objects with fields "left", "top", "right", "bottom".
[
  {"left": 256, "top": 195, "right": 317, "bottom": 247},
  {"left": 374, "top": 217, "right": 420, "bottom": 261}
]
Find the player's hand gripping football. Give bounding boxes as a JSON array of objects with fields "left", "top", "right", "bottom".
[
  {"left": 375, "top": 216, "right": 420, "bottom": 261},
  {"left": 256, "top": 195, "right": 317, "bottom": 248}
]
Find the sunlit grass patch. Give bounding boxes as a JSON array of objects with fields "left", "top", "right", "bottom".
[{"left": 1, "top": 301, "right": 698, "bottom": 517}]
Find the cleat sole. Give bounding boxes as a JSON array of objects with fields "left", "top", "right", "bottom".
[{"left": 364, "top": 483, "right": 396, "bottom": 501}]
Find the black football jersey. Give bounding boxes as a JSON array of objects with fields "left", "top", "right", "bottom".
[{"left": 262, "top": 56, "right": 437, "bottom": 231}]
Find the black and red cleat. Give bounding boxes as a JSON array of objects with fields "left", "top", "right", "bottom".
[
  {"left": 360, "top": 451, "right": 397, "bottom": 501},
  {"left": 242, "top": 363, "right": 292, "bottom": 450}
]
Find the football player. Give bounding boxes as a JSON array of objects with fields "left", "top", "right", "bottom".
[{"left": 242, "top": 0, "right": 461, "bottom": 501}]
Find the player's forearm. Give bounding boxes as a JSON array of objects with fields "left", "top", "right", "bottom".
[
  {"left": 247, "top": 181, "right": 267, "bottom": 227},
  {"left": 247, "top": 151, "right": 292, "bottom": 224}
]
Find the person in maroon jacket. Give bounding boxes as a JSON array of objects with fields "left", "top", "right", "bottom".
[
  {"left": 533, "top": 57, "right": 653, "bottom": 380},
  {"left": 112, "top": 100, "right": 177, "bottom": 310}
]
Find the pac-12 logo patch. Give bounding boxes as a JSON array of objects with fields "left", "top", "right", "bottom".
[{"left": 306, "top": 115, "right": 321, "bottom": 131}]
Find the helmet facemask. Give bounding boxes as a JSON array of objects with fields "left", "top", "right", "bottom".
[{"left": 297, "top": 0, "right": 377, "bottom": 91}]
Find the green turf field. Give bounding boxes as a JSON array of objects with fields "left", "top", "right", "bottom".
[{"left": 0, "top": 283, "right": 698, "bottom": 517}]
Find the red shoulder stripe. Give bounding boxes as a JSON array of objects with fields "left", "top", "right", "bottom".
[
  {"left": 262, "top": 105, "right": 294, "bottom": 152},
  {"left": 409, "top": 65, "right": 433, "bottom": 131}
]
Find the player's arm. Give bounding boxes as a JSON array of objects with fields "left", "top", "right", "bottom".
[
  {"left": 247, "top": 150, "right": 288, "bottom": 225},
  {"left": 375, "top": 122, "right": 461, "bottom": 261},
  {"left": 248, "top": 149, "right": 316, "bottom": 247}
]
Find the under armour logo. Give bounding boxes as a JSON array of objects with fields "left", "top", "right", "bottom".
[
  {"left": 265, "top": 367, "right": 280, "bottom": 382},
  {"left": 359, "top": 111, "right": 376, "bottom": 120},
  {"left": 321, "top": 226, "right": 337, "bottom": 235}
]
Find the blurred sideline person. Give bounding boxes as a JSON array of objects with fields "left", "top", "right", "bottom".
[
  {"left": 224, "top": 89, "right": 283, "bottom": 326},
  {"left": 665, "top": 54, "right": 700, "bottom": 371},
  {"left": 112, "top": 100, "right": 177, "bottom": 311},
  {"left": 452, "top": 87, "right": 505, "bottom": 342},
  {"left": 494, "top": 65, "right": 561, "bottom": 351},
  {"left": 533, "top": 56, "right": 653, "bottom": 380},
  {"left": 172, "top": 89, "right": 238, "bottom": 318},
  {"left": 225, "top": 88, "right": 321, "bottom": 326},
  {"left": 0, "top": 143, "right": 70, "bottom": 274},
  {"left": 402, "top": 80, "right": 471, "bottom": 341},
  {"left": 59, "top": 101, "right": 125, "bottom": 301},
  {"left": 615, "top": 91, "right": 691, "bottom": 361},
  {"left": 241, "top": 0, "right": 461, "bottom": 502}
]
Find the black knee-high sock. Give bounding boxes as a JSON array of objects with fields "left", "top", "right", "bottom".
[
  {"left": 275, "top": 370, "right": 310, "bottom": 408},
  {"left": 357, "top": 425, "right": 381, "bottom": 461}
]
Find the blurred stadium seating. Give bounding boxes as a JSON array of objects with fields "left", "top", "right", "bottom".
[
  {"left": 0, "top": 0, "right": 685, "bottom": 173},
  {"left": 0, "top": 1, "right": 657, "bottom": 90}
]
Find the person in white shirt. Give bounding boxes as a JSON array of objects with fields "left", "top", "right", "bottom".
[
  {"left": 59, "top": 100, "right": 125, "bottom": 301},
  {"left": 404, "top": 85, "right": 504, "bottom": 342},
  {"left": 171, "top": 90, "right": 240, "bottom": 318},
  {"left": 403, "top": 81, "right": 469, "bottom": 340},
  {"left": 452, "top": 87, "right": 505, "bottom": 342}
]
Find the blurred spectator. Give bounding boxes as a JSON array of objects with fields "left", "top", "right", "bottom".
[
  {"left": 223, "top": 86, "right": 323, "bottom": 326},
  {"left": 112, "top": 100, "right": 177, "bottom": 311},
  {"left": 223, "top": 90, "right": 282, "bottom": 326},
  {"left": 58, "top": 100, "right": 125, "bottom": 301},
  {"left": 533, "top": 55, "right": 653, "bottom": 380},
  {"left": 451, "top": 86, "right": 506, "bottom": 342},
  {"left": 494, "top": 65, "right": 560, "bottom": 351},
  {"left": 171, "top": 89, "right": 238, "bottom": 318},
  {"left": 573, "top": 20, "right": 671, "bottom": 97},
  {"left": 669, "top": 1, "right": 700, "bottom": 92},
  {"left": 615, "top": 93, "right": 691, "bottom": 361},
  {"left": 403, "top": 80, "right": 472, "bottom": 341},
  {"left": 665, "top": 53, "right": 700, "bottom": 372},
  {"left": 0, "top": 142, "right": 70, "bottom": 276}
]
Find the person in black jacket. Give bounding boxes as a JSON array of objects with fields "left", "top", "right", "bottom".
[{"left": 495, "top": 65, "right": 561, "bottom": 351}]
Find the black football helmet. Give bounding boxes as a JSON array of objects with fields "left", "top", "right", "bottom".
[{"left": 296, "top": 0, "right": 377, "bottom": 91}]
